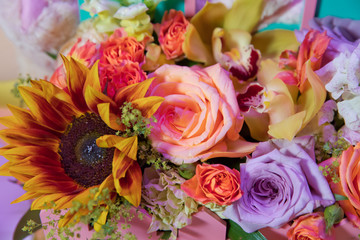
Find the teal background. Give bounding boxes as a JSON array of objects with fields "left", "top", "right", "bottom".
[
  {"left": 316, "top": 0, "right": 360, "bottom": 20},
  {"left": 78, "top": 0, "right": 360, "bottom": 28}
]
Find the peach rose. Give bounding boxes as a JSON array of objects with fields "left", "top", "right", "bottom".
[
  {"left": 321, "top": 143, "right": 360, "bottom": 228},
  {"left": 147, "top": 64, "right": 257, "bottom": 164},
  {"left": 181, "top": 163, "right": 242, "bottom": 205},
  {"left": 158, "top": 10, "right": 189, "bottom": 60},
  {"left": 287, "top": 212, "right": 334, "bottom": 240}
]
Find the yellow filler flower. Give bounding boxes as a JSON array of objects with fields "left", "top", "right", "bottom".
[{"left": 0, "top": 57, "right": 163, "bottom": 226}]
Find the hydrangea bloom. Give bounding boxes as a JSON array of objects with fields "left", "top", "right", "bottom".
[{"left": 142, "top": 167, "right": 198, "bottom": 238}]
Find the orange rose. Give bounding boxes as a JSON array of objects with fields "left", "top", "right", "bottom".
[
  {"left": 158, "top": 10, "right": 189, "bottom": 60},
  {"left": 181, "top": 163, "right": 242, "bottom": 205},
  {"left": 322, "top": 143, "right": 360, "bottom": 228},
  {"left": 99, "top": 35, "right": 145, "bottom": 65},
  {"left": 287, "top": 212, "right": 334, "bottom": 240},
  {"left": 100, "top": 61, "right": 147, "bottom": 98}
]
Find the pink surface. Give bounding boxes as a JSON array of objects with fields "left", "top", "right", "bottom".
[
  {"left": 301, "top": 0, "right": 318, "bottom": 29},
  {"left": 40, "top": 206, "right": 226, "bottom": 239}
]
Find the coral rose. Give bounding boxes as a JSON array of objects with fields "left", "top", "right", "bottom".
[
  {"left": 100, "top": 61, "right": 147, "bottom": 98},
  {"left": 158, "top": 10, "right": 189, "bottom": 60},
  {"left": 321, "top": 143, "right": 360, "bottom": 228},
  {"left": 181, "top": 163, "right": 242, "bottom": 205},
  {"left": 287, "top": 212, "right": 335, "bottom": 240},
  {"left": 147, "top": 64, "right": 257, "bottom": 164}
]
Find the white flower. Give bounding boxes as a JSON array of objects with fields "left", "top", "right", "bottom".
[
  {"left": 318, "top": 42, "right": 360, "bottom": 100},
  {"left": 113, "top": 3, "right": 148, "bottom": 20},
  {"left": 338, "top": 95, "right": 360, "bottom": 132}
]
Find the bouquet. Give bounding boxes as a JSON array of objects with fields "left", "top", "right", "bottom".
[{"left": 1, "top": 0, "right": 360, "bottom": 239}]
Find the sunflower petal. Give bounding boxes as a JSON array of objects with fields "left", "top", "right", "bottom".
[
  {"left": 115, "top": 78, "right": 155, "bottom": 104},
  {"left": 86, "top": 61, "right": 102, "bottom": 92},
  {"left": 62, "top": 55, "right": 89, "bottom": 112},
  {"left": 118, "top": 162, "right": 142, "bottom": 207},
  {"left": 0, "top": 161, "right": 11, "bottom": 175},
  {"left": 19, "top": 86, "right": 69, "bottom": 131},
  {"left": 84, "top": 85, "right": 116, "bottom": 114},
  {"left": 94, "top": 208, "right": 109, "bottom": 232},
  {"left": 97, "top": 103, "right": 123, "bottom": 131},
  {"left": 131, "top": 96, "right": 164, "bottom": 118},
  {"left": 96, "top": 135, "right": 138, "bottom": 160},
  {"left": 12, "top": 191, "right": 42, "bottom": 204}
]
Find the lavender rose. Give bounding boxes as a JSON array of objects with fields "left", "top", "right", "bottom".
[{"left": 224, "top": 136, "right": 335, "bottom": 233}]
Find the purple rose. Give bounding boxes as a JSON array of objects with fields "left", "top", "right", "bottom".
[{"left": 224, "top": 136, "right": 335, "bottom": 233}]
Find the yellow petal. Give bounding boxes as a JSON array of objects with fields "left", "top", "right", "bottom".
[
  {"left": 268, "top": 111, "right": 306, "bottom": 140},
  {"left": 115, "top": 78, "right": 155, "bottom": 104},
  {"left": 223, "top": 0, "right": 263, "bottom": 32},
  {"left": 12, "top": 191, "right": 42, "bottom": 204},
  {"left": 62, "top": 55, "right": 89, "bottom": 112},
  {"left": 85, "top": 61, "right": 101, "bottom": 92},
  {"left": 118, "top": 162, "right": 142, "bottom": 207},
  {"left": 84, "top": 85, "right": 116, "bottom": 114},
  {"left": 0, "top": 161, "right": 11, "bottom": 176},
  {"left": 97, "top": 103, "right": 123, "bottom": 131},
  {"left": 244, "top": 110, "right": 270, "bottom": 141},
  {"left": 190, "top": 2, "right": 228, "bottom": 46},
  {"left": 252, "top": 30, "right": 299, "bottom": 59},
  {"left": 297, "top": 60, "right": 326, "bottom": 126},
  {"left": 96, "top": 135, "right": 138, "bottom": 160},
  {"left": 183, "top": 24, "right": 215, "bottom": 64},
  {"left": 94, "top": 208, "right": 109, "bottom": 232},
  {"left": 131, "top": 96, "right": 164, "bottom": 118}
]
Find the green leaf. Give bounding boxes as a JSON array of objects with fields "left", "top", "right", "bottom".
[
  {"left": 13, "top": 209, "right": 41, "bottom": 240},
  {"left": 334, "top": 193, "right": 348, "bottom": 201},
  {"left": 227, "top": 220, "right": 267, "bottom": 240},
  {"left": 324, "top": 203, "right": 344, "bottom": 233},
  {"left": 178, "top": 164, "right": 196, "bottom": 179}
]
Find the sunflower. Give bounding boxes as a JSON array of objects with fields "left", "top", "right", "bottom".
[{"left": 0, "top": 56, "right": 163, "bottom": 227}]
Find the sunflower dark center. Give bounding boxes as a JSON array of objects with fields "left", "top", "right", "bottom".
[{"left": 60, "top": 113, "right": 116, "bottom": 188}]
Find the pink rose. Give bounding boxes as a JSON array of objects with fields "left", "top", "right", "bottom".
[
  {"left": 181, "top": 163, "right": 242, "bottom": 205},
  {"left": 287, "top": 212, "right": 335, "bottom": 240},
  {"left": 147, "top": 64, "right": 257, "bottom": 164}
]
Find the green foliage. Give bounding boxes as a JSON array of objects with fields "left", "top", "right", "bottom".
[
  {"left": 227, "top": 220, "right": 267, "bottom": 240},
  {"left": 119, "top": 102, "right": 155, "bottom": 138},
  {"left": 324, "top": 203, "right": 344, "bottom": 233},
  {"left": 314, "top": 132, "right": 350, "bottom": 163},
  {"left": 11, "top": 75, "right": 33, "bottom": 107},
  {"left": 178, "top": 164, "right": 196, "bottom": 179},
  {"left": 319, "top": 159, "right": 340, "bottom": 184},
  {"left": 36, "top": 188, "right": 141, "bottom": 240},
  {"left": 137, "top": 136, "right": 171, "bottom": 170}
]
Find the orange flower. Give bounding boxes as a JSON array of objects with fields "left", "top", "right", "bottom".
[
  {"left": 100, "top": 61, "right": 147, "bottom": 98},
  {"left": 158, "top": 10, "right": 189, "bottom": 60},
  {"left": 181, "top": 164, "right": 242, "bottom": 205},
  {"left": 277, "top": 30, "right": 330, "bottom": 93},
  {"left": 0, "top": 57, "right": 163, "bottom": 228},
  {"left": 287, "top": 212, "right": 334, "bottom": 240},
  {"left": 322, "top": 143, "right": 360, "bottom": 228},
  {"left": 99, "top": 30, "right": 145, "bottom": 65}
]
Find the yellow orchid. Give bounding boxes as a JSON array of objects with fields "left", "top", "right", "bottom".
[
  {"left": 182, "top": 0, "right": 263, "bottom": 67},
  {"left": 0, "top": 57, "right": 163, "bottom": 228},
  {"left": 245, "top": 59, "right": 326, "bottom": 141}
]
